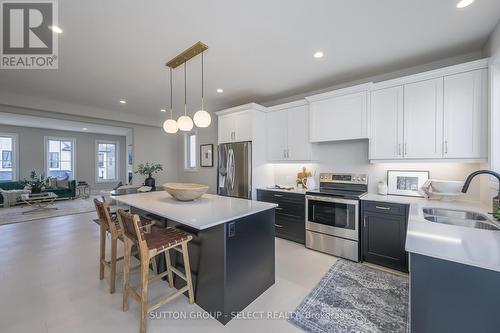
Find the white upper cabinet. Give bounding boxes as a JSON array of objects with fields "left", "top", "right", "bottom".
[
  {"left": 369, "top": 59, "right": 488, "bottom": 162},
  {"left": 306, "top": 84, "right": 371, "bottom": 143},
  {"left": 216, "top": 103, "right": 266, "bottom": 144},
  {"left": 265, "top": 102, "right": 314, "bottom": 161},
  {"left": 443, "top": 69, "right": 487, "bottom": 159},
  {"left": 266, "top": 109, "right": 288, "bottom": 160},
  {"left": 369, "top": 86, "right": 404, "bottom": 159},
  {"left": 403, "top": 78, "right": 444, "bottom": 159},
  {"left": 287, "top": 104, "right": 313, "bottom": 160}
]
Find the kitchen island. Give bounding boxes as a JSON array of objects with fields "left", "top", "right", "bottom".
[{"left": 114, "top": 191, "right": 277, "bottom": 324}]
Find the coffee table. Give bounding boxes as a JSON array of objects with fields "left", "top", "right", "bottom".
[{"left": 20, "top": 192, "right": 59, "bottom": 214}]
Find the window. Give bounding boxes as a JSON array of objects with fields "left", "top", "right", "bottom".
[
  {"left": 45, "top": 137, "right": 75, "bottom": 179},
  {"left": 96, "top": 141, "right": 118, "bottom": 182},
  {"left": 0, "top": 133, "right": 18, "bottom": 181},
  {"left": 184, "top": 131, "right": 197, "bottom": 171}
]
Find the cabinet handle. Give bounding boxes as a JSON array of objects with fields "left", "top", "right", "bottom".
[
  {"left": 273, "top": 194, "right": 284, "bottom": 197},
  {"left": 398, "top": 144, "right": 402, "bottom": 156},
  {"left": 444, "top": 141, "right": 448, "bottom": 154},
  {"left": 283, "top": 149, "right": 286, "bottom": 159},
  {"left": 286, "top": 149, "right": 289, "bottom": 159},
  {"left": 375, "top": 206, "right": 391, "bottom": 211},
  {"left": 275, "top": 224, "right": 284, "bottom": 228},
  {"left": 364, "top": 216, "right": 367, "bottom": 228},
  {"left": 404, "top": 143, "right": 408, "bottom": 156},
  {"left": 275, "top": 207, "right": 284, "bottom": 210}
]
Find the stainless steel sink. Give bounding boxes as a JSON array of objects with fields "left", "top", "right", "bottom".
[
  {"left": 422, "top": 208, "right": 488, "bottom": 221},
  {"left": 422, "top": 208, "right": 500, "bottom": 231}
]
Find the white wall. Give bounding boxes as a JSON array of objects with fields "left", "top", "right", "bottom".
[
  {"left": 271, "top": 140, "right": 482, "bottom": 201},
  {"left": 129, "top": 125, "right": 179, "bottom": 187},
  {"left": 176, "top": 117, "right": 218, "bottom": 194}
]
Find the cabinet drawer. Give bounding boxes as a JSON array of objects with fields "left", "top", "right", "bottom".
[
  {"left": 257, "top": 190, "right": 305, "bottom": 218},
  {"left": 363, "top": 201, "right": 407, "bottom": 216},
  {"left": 275, "top": 214, "right": 305, "bottom": 244}
]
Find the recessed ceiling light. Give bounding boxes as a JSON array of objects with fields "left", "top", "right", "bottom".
[
  {"left": 314, "top": 51, "right": 324, "bottom": 59},
  {"left": 216, "top": 89, "right": 224, "bottom": 93},
  {"left": 160, "top": 109, "right": 166, "bottom": 112},
  {"left": 119, "top": 100, "right": 127, "bottom": 104},
  {"left": 456, "top": 0, "right": 474, "bottom": 8},
  {"left": 48, "top": 25, "right": 63, "bottom": 34},
  {"left": 82, "top": 127, "right": 88, "bottom": 131}
]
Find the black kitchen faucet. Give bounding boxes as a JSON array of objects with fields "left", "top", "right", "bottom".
[{"left": 462, "top": 170, "right": 500, "bottom": 215}]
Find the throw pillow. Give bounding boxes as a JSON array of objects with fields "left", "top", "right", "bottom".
[
  {"left": 56, "top": 176, "right": 69, "bottom": 189},
  {"left": 46, "top": 177, "right": 57, "bottom": 189}
]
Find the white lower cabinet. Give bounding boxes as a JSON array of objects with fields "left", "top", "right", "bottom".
[
  {"left": 369, "top": 64, "right": 487, "bottom": 162},
  {"left": 265, "top": 103, "right": 314, "bottom": 161}
]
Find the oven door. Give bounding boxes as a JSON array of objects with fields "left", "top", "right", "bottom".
[{"left": 305, "top": 195, "right": 359, "bottom": 241}]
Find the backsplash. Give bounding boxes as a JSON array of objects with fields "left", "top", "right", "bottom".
[{"left": 270, "top": 140, "right": 482, "bottom": 201}]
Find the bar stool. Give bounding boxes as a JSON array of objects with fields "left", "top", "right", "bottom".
[
  {"left": 93, "top": 198, "right": 155, "bottom": 294},
  {"left": 116, "top": 209, "right": 194, "bottom": 333}
]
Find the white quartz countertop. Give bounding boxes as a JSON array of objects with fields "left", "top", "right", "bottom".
[
  {"left": 114, "top": 191, "right": 278, "bottom": 230},
  {"left": 257, "top": 187, "right": 310, "bottom": 195},
  {"left": 362, "top": 193, "right": 500, "bottom": 272}
]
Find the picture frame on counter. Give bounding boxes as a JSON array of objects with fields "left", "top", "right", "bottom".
[
  {"left": 387, "top": 170, "right": 430, "bottom": 197},
  {"left": 200, "top": 144, "right": 214, "bottom": 167}
]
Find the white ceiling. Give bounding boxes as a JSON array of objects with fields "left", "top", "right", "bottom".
[
  {"left": 0, "top": 112, "right": 131, "bottom": 136},
  {"left": 1, "top": 0, "right": 499, "bottom": 126}
]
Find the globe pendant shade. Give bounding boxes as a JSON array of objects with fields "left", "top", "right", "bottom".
[
  {"left": 193, "top": 109, "right": 212, "bottom": 128},
  {"left": 163, "top": 119, "right": 178, "bottom": 133},
  {"left": 177, "top": 115, "right": 194, "bottom": 131}
]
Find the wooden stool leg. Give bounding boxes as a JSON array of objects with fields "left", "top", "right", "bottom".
[
  {"left": 123, "top": 238, "right": 132, "bottom": 312},
  {"left": 164, "top": 249, "right": 174, "bottom": 288},
  {"left": 150, "top": 257, "right": 158, "bottom": 274},
  {"left": 99, "top": 222, "right": 106, "bottom": 280},
  {"left": 140, "top": 255, "right": 150, "bottom": 333},
  {"left": 110, "top": 236, "right": 118, "bottom": 294},
  {"left": 181, "top": 242, "right": 194, "bottom": 304}
]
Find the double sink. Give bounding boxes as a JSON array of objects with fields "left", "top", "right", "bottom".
[{"left": 423, "top": 208, "right": 500, "bottom": 231}]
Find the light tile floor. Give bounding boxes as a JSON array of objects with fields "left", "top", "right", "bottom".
[{"left": 0, "top": 212, "right": 336, "bottom": 333}]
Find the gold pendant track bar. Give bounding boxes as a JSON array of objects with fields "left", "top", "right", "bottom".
[{"left": 166, "top": 41, "right": 208, "bottom": 68}]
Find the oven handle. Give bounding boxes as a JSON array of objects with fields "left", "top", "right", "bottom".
[{"left": 306, "top": 195, "right": 359, "bottom": 206}]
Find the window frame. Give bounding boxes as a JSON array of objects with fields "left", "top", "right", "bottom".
[
  {"left": 44, "top": 136, "right": 76, "bottom": 180},
  {"left": 184, "top": 130, "right": 198, "bottom": 172},
  {"left": 95, "top": 140, "right": 120, "bottom": 183},
  {"left": 0, "top": 132, "right": 18, "bottom": 181}
]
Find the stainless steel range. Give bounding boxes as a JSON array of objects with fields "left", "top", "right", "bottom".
[{"left": 305, "top": 173, "right": 368, "bottom": 261}]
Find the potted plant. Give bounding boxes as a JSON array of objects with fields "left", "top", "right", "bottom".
[
  {"left": 134, "top": 162, "right": 163, "bottom": 188},
  {"left": 23, "top": 170, "right": 47, "bottom": 194}
]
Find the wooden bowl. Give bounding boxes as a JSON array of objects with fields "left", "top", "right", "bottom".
[{"left": 162, "top": 183, "right": 209, "bottom": 201}]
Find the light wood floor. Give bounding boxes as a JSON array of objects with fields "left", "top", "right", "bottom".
[{"left": 0, "top": 212, "right": 336, "bottom": 333}]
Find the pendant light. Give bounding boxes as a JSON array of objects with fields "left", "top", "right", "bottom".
[
  {"left": 177, "top": 61, "right": 194, "bottom": 131},
  {"left": 163, "top": 68, "right": 179, "bottom": 133},
  {"left": 193, "top": 51, "right": 211, "bottom": 128}
]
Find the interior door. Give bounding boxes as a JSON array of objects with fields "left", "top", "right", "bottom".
[
  {"left": 266, "top": 110, "right": 288, "bottom": 161},
  {"left": 370, "top": 86, "right": 404, "bottom": 159},
  {"left": 404, "top": 78, "right": 444, "bottom": 159},
  {"left": 443, "top": 69, "right": 486, "bottom": 159}
]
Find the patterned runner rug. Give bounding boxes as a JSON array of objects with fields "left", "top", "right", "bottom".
[{"left": 289, "top": 259, "right": 409, "bottom": 333}]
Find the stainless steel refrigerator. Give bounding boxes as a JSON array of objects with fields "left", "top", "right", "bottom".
[{"left": 217, "top": 141, "right": 252, "bottom": 199}]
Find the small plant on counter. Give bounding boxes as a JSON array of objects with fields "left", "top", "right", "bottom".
[{"left": 134, "top": 162, "right": 163, "bottom": 188}]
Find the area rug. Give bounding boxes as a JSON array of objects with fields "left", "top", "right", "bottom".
[
  {"left": 0, "top": 197, "right": 96, "bottom": 225},
  {"left": 288, "top": 259, "right": 409, "bottom": 333}
]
